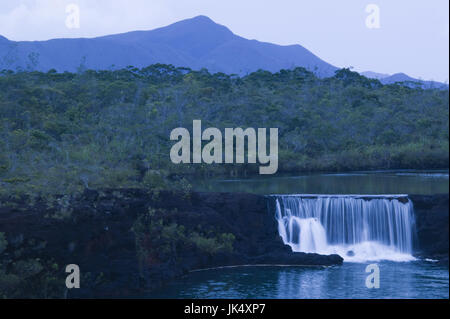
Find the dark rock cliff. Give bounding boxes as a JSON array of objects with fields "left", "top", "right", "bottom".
[
  {"left": 410, "top": 194, "right": 449, "bottom": 262},
  {"left": 0, "top": 190, "right": 447, "bottom": 298},
  {"left": 0, "top": 189, "right": 342, "bottom": 298}
]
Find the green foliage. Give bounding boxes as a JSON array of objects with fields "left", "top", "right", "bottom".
[
  {"left": 132, "top": 206, "right": 236, "bottom": 271},
  {"left": 0, "top": 65, "right": 447, "bottom": 197},
  {"left": 0, "top": 233, "right": 7, "bottom": 255},
  {"left": 0, "top": 270, "right": 21, "bottom": 297},
  {"left": 0, "top": 230, "right": 64, "bottom": 298},
  {"left": 0, "top": 258, "right": 64, "bottom": 298},
  {"left": 189, "top": 232, "right": 235, "bottom": 255},
  {"left": 142, "top": 170, "right": 168, "bottom": 190},
  {"left": 13, "top": 259, "right": 44, "bottom": 279}
]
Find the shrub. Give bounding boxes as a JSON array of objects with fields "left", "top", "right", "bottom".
[
  {"left": 0, "top": 232, "right": 7, "bottom": 255},
  {"left": 189, "top": 232, "right": 235, "bottom": 255}
]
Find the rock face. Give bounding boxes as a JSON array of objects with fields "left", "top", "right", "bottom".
[
  {"left": 0, "top": 189, "right": 342, "bottom": 298},
  {"left": 410, "top": 194, "right": 449, "bottom": 262},
  {"left": 0, "top": 190, "right": 447, "bottom": 298}
]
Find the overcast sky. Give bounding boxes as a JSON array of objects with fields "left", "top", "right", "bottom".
[{"left": 0, "top": 0, "right": 448, "bottom": 82}]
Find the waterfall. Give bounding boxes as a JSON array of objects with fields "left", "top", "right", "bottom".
[{"left": 273, "top": 195, "right": 416, "bottom": 262}]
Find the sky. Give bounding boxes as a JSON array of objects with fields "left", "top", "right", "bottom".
[{"left": 0, "top": 0, "right": 448, "bottom": 82}]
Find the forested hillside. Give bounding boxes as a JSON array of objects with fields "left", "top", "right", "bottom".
[{"left": 0, "top": 65, "right": 448, "bottom": 197}]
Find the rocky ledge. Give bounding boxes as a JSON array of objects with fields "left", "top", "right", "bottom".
[
  {"left": 0, "top": 189, "right": 342, "bottom": 298},
  {"left": 0, "top": 190, "right": 447, "bottom": 298},
  {"left": 410, "top": 194, "right": 449, "bottom": 263}
]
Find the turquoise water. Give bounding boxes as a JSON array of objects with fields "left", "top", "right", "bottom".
[{"left": 148, "top": 261, "right": 449, "bottom": 299}]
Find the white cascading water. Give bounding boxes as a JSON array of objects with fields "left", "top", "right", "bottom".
[{"left": 273, "top": 195, "right": 416, "bottom": 262}]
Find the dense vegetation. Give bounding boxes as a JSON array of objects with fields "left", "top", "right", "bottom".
[
  {"left": 132, "top": 206, "right": 236, "bottom": 273},
  {"left": 0, "top": 65, "right": 448, "bottom": 197}
]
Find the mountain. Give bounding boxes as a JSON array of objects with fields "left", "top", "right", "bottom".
[
  {"left": 1, "top": 15, "right": 447, "bottom": 87},
  {"left": 360, "top": 71, "right": 390, "bottom": 80},
  {"left": 361, "top": 71, "right": 448, "bottom": 89},
  {"left": 0, "top": 15, "right": 337, "bottom": 77},
  {"left": 380, "top": 73, "right": 448, "bottom": 89}
]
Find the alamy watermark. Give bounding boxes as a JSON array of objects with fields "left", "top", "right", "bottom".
[
  {"left": 170, "top": 120, "right": 278, "bottom": 174},
  {"left": 65, "top": 3, "right": 80, "bottom": 29},
  {"left": 365, "top": 263, "right": 380, "bottom": 288},
  {"left": 365, "top": 4, "right": 380, "bottom": 29},
  {"left": 65, "top": 264, "right": 80, "bottom": 289}
]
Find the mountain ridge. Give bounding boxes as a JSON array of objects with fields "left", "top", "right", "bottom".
[
  {"left": 362, "top": 71, "right": 448, "bottom": 89},
  {"left": 0, "top": 15, "right": 337, "bottom": 77},
  {"left": 0, "top": 15, "right": 447, "bottom": 88}
]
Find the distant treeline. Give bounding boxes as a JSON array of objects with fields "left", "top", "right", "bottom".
[{"left": 0, "top": 65, "right": 448, "bottom": 196}]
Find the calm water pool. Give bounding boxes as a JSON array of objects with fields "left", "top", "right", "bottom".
[
  {"left": 172, "top": 170, "right": 449, "bottom": 299},
  {"left": 192, "top": 170, "right": 449, "bottom": 195},
  {"left": 148, "top": 261, "right": 449, "bottom": 299}
]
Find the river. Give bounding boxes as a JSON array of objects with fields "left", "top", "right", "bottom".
[{"left": 148, "top": 170, "right": 449, "bottom": 299}]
